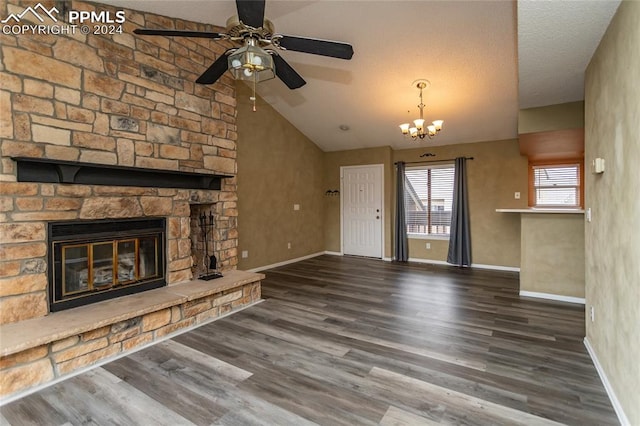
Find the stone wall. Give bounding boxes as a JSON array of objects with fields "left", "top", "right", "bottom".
[{"left": 0, "top": 0, "right": 239, "bottom": 325}]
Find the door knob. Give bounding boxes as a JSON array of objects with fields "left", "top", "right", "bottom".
[{"left": 376, "top": 216, "right": 380, "bottom": 219}]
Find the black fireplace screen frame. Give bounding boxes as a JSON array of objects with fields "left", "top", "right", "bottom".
[{"left": 48, "top": 217, "right": 167, "bottom": 312}]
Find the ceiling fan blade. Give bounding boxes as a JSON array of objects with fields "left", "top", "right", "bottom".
[
  {"left": 272, "top": 54, "right": 306, "bottom": 89},
  {"left": 134, "top": 29, "right": 225, "bottom": 39},
  {"left": 277, "top": 35, "right": 354, "bottom": 60},
  {"left": 196, "top": 52, "right": 230, "bottom": 85},
  {"left": 235, "top": 0, "right": 265, "bottom": 28}
]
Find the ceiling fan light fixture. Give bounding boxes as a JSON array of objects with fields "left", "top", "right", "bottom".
[{"left": 228, "top": 40, "right": 275, "bottom": 82}]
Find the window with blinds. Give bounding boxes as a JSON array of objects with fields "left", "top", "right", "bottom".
[
  {"left": 531, "top": 163, "right": 581, "bottom": 207},
  {"left": 404, "top": 165, "right": 455, "bottom": 236}
]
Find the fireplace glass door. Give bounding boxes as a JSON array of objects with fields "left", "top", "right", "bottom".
[
  {"left": 61, "top": 237, "right": 159, "bottom": 297},
  {"left": 49, "top": 218, "right": 166, "bottom": 312}
]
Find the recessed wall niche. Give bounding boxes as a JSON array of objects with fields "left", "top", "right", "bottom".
[{"left": 189, "top": 203, "right": 224, "bottom": 280}]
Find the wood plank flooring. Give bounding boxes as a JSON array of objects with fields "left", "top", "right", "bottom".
[{"left": 1, "top": 255, "right": 619, "bottom": 425}]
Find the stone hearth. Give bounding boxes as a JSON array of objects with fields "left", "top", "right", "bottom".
[{"left": 0, "top": 270, "right": 262, "bottom": 400}]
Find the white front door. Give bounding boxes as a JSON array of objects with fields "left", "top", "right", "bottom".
[{"left": 341, "top": 164, "right": 383, "bottom": 258}]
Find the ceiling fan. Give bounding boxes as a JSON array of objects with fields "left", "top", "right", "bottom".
[{"left": 133, "top": 0, "right": 354, "bottom": 90}]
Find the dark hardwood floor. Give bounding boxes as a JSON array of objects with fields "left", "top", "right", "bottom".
[{"left": 1, "top": 255, "right": 619, "bottom": 425}]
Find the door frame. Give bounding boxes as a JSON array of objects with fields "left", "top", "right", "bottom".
[{"left": 340, "top": 164, "right": 385, "bottom": 259}]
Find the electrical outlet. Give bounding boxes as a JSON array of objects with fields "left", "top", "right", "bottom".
[
  {"left": 293, "top": 204, "right": 300, "bottom": 211},
  {"left": 514, "top": 192, "right": 521, "bottom": 199},
  {"left": 241, "top": 250, "right": 248, "bottom": 258},
  {"left": 590, "top": 306, "right": 595, "bottom": 322},
  {"left": 287, "top": 242, "right": 291, "bottom": 249},
  {"left": 426, "top": 243, "right": 431, "bottom": 249}
]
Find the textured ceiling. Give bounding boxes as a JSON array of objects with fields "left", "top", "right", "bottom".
[
  {"left": 105, "top": 1, "right": 619, "bottom": 152},
  {"left": 518, "top": 0, "right": 621, "bottom": 109}
]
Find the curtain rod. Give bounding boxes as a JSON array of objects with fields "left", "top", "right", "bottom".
[{"left": 394, "top": 157, "right": 474, "bottom": 165}]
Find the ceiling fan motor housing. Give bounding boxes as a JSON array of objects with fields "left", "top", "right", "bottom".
[{"left": 225, "top": 16, "right": 274, "bottom": 41}]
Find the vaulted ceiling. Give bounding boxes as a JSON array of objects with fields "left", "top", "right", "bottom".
[{"left": 106, "top": 0, "right": 620, "bottom": 152}]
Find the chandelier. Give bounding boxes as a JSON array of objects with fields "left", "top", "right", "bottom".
[{"left": 399, "top": 80, "right": 444, "bottom": 140}]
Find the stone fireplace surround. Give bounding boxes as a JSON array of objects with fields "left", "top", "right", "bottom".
[{"left": 0, "top": 0, "right": 263, "bottom": 400}]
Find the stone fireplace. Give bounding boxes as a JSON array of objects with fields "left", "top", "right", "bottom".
[{"left": 0, "top": 1, "right": 262, "bottom": 400}]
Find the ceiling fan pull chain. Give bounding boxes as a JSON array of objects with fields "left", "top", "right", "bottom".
[{"left": 251, "top": 73, "right": 257, "bottom": 112}]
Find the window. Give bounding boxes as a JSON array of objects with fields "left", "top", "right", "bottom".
[
  {"left": 404, "top": 164, "right": 454, "bottom": 236},
  {"left": 529, "top": 161, "right": 583, "bottom": 207}
]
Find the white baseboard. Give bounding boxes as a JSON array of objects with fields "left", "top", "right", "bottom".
[
  {"left": 519, "top": 290, "right": 585, "bottom": 304},
  {"left": 472, "top": 263, "right": 520, "bottom": 273},
  {"left": 407, "top": 258, "right": 520, "bottom": 273},
  {"left": 324, "top": 251, "right": 342, "bottom": 256},
  {"left": 247, "top": 252, "right": 325, "bottom": 272},
  {"left": 584, "top": 337, "right": 630, "bottom": 426},
  {"left": 408, "top": 257, "right": 450, "bottom": 266}
]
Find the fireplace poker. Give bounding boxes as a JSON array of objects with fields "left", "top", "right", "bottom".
[{"left": 200, "top": 213, "right": 209, "bottom": 272}]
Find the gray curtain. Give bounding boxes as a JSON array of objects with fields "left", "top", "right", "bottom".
[
  {"left": 394, "top": 162, "right": 408, "bottom": 262},
  {"left": 447, "top": 157, "right": 472, "bottom": 266}
]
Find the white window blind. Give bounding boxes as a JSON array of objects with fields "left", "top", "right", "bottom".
[
  {"left": 404, "top": 165, "right": 454, "bottom": 235},
  {"left": 532, "top": 163, "right": 580, "bottom": 207}
]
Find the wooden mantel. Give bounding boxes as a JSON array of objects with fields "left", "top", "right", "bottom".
[{"left": 12, "top": 157, "right": 234, "bottom": 190}]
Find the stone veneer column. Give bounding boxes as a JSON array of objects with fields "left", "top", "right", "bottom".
[{"left": 0, "top": 0, "right": 239, "bottom": 325}]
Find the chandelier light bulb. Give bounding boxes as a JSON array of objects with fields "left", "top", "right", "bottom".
[{"left": 399, "top": 123, "right": 410, "bottom": 135}]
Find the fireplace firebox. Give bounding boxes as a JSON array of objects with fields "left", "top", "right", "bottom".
[{"left": 48, "top": 218, "right": 166, "bottom": 312}]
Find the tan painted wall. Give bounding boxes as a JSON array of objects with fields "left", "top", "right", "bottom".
[
  {"left": 584, "top": 1, "right": 640, "bottom": 424},
  {"left": 518, "top": 101, "right": 585, "bottom": 134},
  {"left": 520, "top": 214, "right": 585, "bottom": 297},
  {"left": 236, "top": 83, "right": 325, "bottom": 270},
  {"left": 393, "top": 139, "right": 527, "bottom": 268},
  {"left": 323, "top": 147, "right": 393, "bottom": 257}
]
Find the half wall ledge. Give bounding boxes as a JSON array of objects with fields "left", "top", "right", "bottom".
[{"left": 12, "top": 157, "right": 234, "bottom": 190}]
